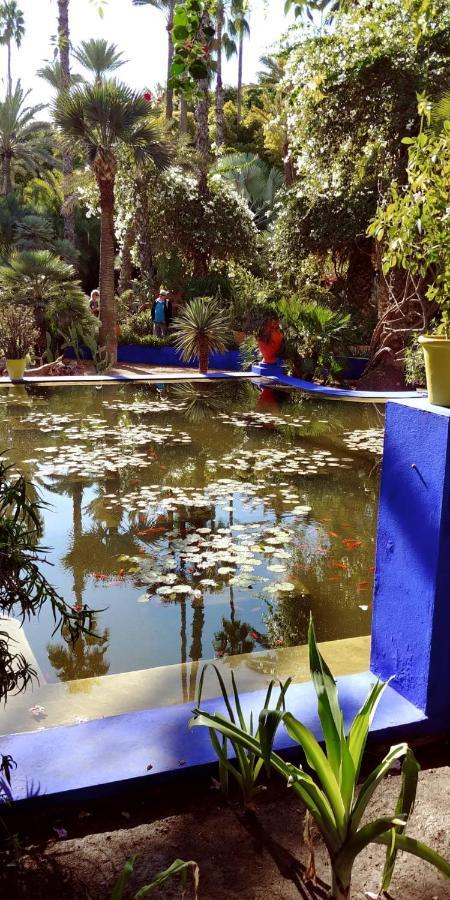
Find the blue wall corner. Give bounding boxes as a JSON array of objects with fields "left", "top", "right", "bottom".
[{"left": 371, "top": 399, "right": 450, "bottom": 718}]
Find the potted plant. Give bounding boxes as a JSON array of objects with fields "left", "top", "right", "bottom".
[
  {"left": 0, "top": 304, "right": 38, "bottom": 380},
  {"left": 244, "top": 304, "right": 283, "bottom": 365},
  {"left": 171, "top": 297, "right": 231, "bottom": 374}
]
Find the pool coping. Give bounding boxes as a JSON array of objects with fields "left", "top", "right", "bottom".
[{"left": 0, "top": 672, "right": 438, "bottom": 806}]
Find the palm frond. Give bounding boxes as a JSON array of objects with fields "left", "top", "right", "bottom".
[
  {"left": 73, "top": 39, "right": 127, "bottom": 81},
  {"left": 171, "top": 297, "right": 231, "bottom": 362},
  {"left": 53, "top": 79, "right": 172, "bottom": 171}
]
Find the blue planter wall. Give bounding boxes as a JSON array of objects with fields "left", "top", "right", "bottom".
[{"left": 64, "top": 344, "right": 243, "bottom": 371}]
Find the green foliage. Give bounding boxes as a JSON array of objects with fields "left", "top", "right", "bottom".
[
  {"left": 191, "top": 617, "right": 450, "bottom": 897},
  {"left": 0, "top": 457, "right": 90, "bottom": 704},
  {"left": 172, "top": 296, "right": 230, "bottom": 369},
  {"left": 404, "top": 335, "right": 427, "bottom": 386},
  {"left": 89, "top": 856, "right": 199, "bottom": 899},
  {"left": 0, "top": 303, "right": 38, "bottom": 357},
  {"left": 368, "top": 100, "right": 450, "bottom": 322},
  {"left": 149, "top": 170, "right": 258, "bottom": 274},
  {"left": 0, "top": 82, "right": 57, "bottom": 192},
  {"left": 73, "top": 38, "right": 127, "bottom": 82},
  {"left": 54, "top": 79, "right": 171, "bottom": 171},
  {"left": 0, "top": 249, "right": 94, "bottom": 337},
  {"left": 213, "top": 152, "right": 283, "bottom": 229},
  {"left": 279, "top": 296, "right": 352, "bottom": 380},
  {"left": 170, "top": 0, "right": 216, "bottom": 102},
  {"left": 279, "top": 0, "right": 450, "bottom": 266},
  {"left": 196, "top": 664, "right": 291, "bottom": 804},
  {"left": 119, "top": 309, "right": 172, "bottom": 346}
]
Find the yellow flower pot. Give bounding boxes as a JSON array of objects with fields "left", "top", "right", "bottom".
[
  {"left": 6, "top": 358, "right": 27, "bottom": 380},
  {"left": 418, "top": 335, "right": 450, "bottom": 407}
]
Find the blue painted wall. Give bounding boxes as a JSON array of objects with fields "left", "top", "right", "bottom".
[
  {"left": 371, "top": 399, "right": 450, "bottom": 718},
  {"left": 65, "top": 344, "right": 243, "bottom": 371}
]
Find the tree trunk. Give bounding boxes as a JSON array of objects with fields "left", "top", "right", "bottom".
[
  {"left": 199, "top": 340, "right": 209, "bottom": 374},
  {"left": 118, "top": 220, "right": 135, "bottom": 295},
  {"left": 180, "top": 97, "right": 188, "bottom": 134},
  {"left": 94, "top": 155, "right": 118, "bottom": 365},
  {"left": 166, "top": 0, "right": 175, "bottom": 120},
  {"left": 195, "top": 11, "right": 211, "bottom": 196},
  {"left": 134, "top": 172, "right": 154, "bottom": 288},
  {"left": 57, "top": 0, "right": 76, "bottom": 244},
  {"left": 215, "top": 2, "right": 224, "bottom": 146},
  {"left": 7, "top": 41, "right": 11, "bottom": 97},
  {"left": 237, "top": 28, "right": 243, "bottom": 123},
  {"left": 346, "top": 238, "right": 375, "bottom": 313},
  {"left": 1, "top": 152, "right": 12, "bottom": 194}
]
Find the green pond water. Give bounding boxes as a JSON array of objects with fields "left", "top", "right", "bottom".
[{"left": 0, "top": 380, "right": 384, "bottom": 685}]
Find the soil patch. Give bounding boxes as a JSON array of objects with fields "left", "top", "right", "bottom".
[{"left": 2, "top": 765, "right": 450, "bottom": 899}]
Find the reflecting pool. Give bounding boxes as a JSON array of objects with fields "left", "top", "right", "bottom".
[{"left": 0, "top": 380, "right": 384, "bottom": 708}]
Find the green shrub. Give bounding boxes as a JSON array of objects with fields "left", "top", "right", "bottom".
[
  {"left": 119, "top": 309, "right": 172, "bottom": 346},
  {"left": 405, "top": 337, "right": 426, "bottom": 387}
]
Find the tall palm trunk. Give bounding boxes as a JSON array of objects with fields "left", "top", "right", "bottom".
[
  {"left": 94, "top": 150, "right": 118, "bottom": 365},
  {"left": 166, "top": 0, "right": 175, "bottom": 120},
  {"left": 236, "top": 27, "right": 243, "bottom": 123},
  {"left": 134, "top": 172, "right": 154, "bottom": 287},
  {"left": 195, "top": 10, "right": 211, "bottom": 196},
  {"left": 118, "top": 220, "right": 135, "bottom": 294},
  {"left": 7, "top": 40, "right": 11, "bottom": 97},
  {"left": 57, "top": 0, "right": 76, "bottom": 244},
  {"left": 215, "top": 1, "right": 224, "bottom": 146},
  {"left": 179, "top": 97, "right": 188, "bottom": 134},
  {"left": 1, "top": 151, "right": 12, "bottom": 194}
]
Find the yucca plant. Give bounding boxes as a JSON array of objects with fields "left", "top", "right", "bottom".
[
  {"left": 191, "top": 617, "right": 450, "bottom": 899},
  {"left": 171, "top": 297, "right": 230, "bottom": 374},
  {"left": 89, "top": 857, "right": 199, "bottom": 899},
  {"left": 196, "top": 663, "right": 291, "bottom": 804}
]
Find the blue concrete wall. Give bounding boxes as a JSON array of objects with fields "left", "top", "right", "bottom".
[
  {"left": 65, "top": 344, "right": 243, "bottom": 371},
  {"left": 371, "top": 399, "right": 450, "bottom": 718}
]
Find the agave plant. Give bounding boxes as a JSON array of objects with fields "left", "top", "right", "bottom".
[
  {"left": 171, "top": 297, "right": 230, "bottom": 374},
  {"left": 191, "top": 617, "right": 450, "bottom": 899}
]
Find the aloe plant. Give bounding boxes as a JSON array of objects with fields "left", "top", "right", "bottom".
[
  {"left": 191, "top": 618, "right": 450, "bottom": 899},
  {"left": 196, "top": 663, "right": 291, "bottom": 804}
]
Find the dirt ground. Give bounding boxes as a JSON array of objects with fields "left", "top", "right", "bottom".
[{"left": 2, "top": 763, "right": 450, "bottom": 900}]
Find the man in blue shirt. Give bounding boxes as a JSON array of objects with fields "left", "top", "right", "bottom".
[{"left": 151, "top": 289, "right": 172, "bottom": 337}]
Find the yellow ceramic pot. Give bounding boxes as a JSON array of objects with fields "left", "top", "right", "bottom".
[
  {"left": 418, "top": 335, "right": 450, "bottom": 407},
  {"left": 6, "top": 358, "right": 27, "bottom": 380}
]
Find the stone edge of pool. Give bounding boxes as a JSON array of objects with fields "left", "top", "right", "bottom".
[
  {"left": 0, "top": 671, "right": 438, "bottom": 807},
  {"left": 0, "top": 365, "right": 427, "bottom": 404}
]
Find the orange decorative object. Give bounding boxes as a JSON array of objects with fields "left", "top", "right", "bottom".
[{"left": 257, "top": 319, "right": 283, "bottom": 364}]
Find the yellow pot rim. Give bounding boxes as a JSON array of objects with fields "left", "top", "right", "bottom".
[{"left": 418, "top": 335, "right": 450, "bottom": 347}]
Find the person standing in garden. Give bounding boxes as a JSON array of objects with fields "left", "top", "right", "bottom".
[
  {"left": 89, "top": 288, "right": 100, "bottom": 317},
  {"left": 151, "top": 288, "right": 172, "bottom": 337}
]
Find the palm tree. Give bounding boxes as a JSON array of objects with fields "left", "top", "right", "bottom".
[
  {"left": 229, "top": 0, "right": 250, "bottom": 123},
  {"left": 73, "top": 38, "right": 127, "bottom": 82},
  {"left": 0, "top": 1, "right": 25, "bottom": 97},
  {"left": 132, "top": 0, "right": 175, "bottom": 120},
  {"left": 54, "top": 80, "right": 170, "bottom": 363},
  {"left": 214, "top": 151, "right": 284, "bottom": 228},
  {"left": 0, "top": 249, "right": 91, "bottom": 351},
  {"left": 37, "top": 60, "right": 84, "bottom": 92},
  {"left": 0, "top": 83, "right": 55, "bottom": 195},
  {"left": 172, "top": 297, "right": 230, "bottom": 374},
  {"left": 215, "top": 0, "right": 225, "bottom": 146}
]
